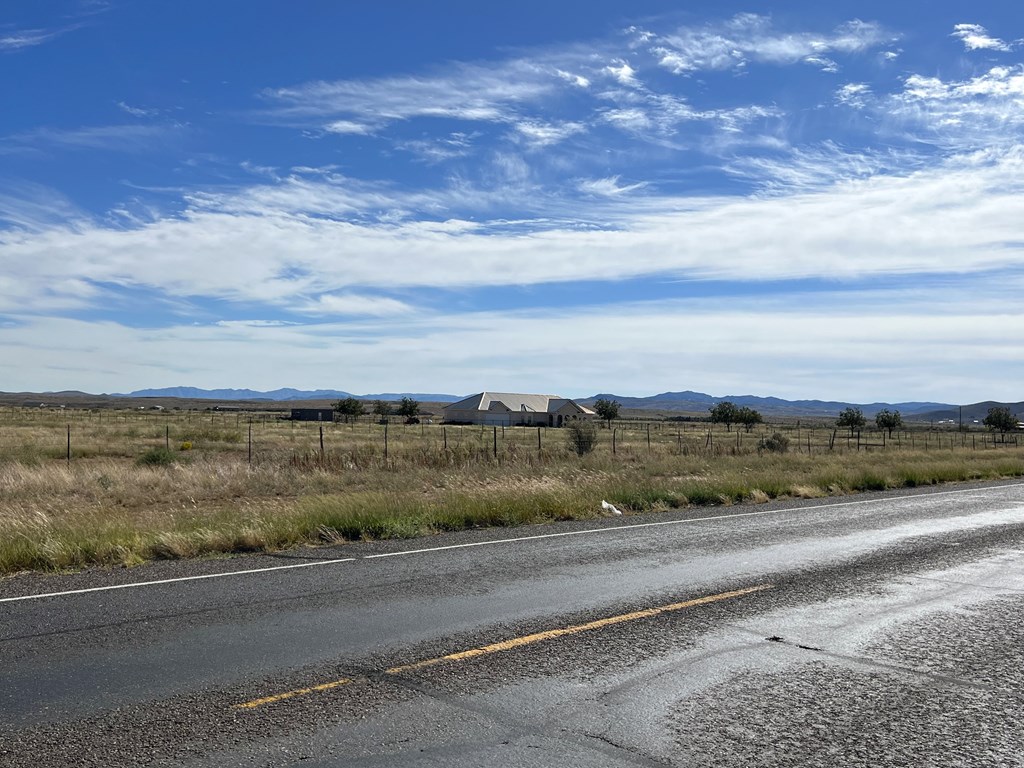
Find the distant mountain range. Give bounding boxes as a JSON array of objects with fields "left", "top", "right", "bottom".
[
  {"left": 92, "top": 386, "right": 1022, "bottom": 421},
  {"left": 109, "top": 387, "right": 464, "bottom": 403},
  {"left": 580, "top": 391, "right": 961, "bottom": 419}
]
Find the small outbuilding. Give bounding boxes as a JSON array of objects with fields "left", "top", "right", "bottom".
[
  {"left": 443, "top": 392, "right": 594, "bottom": 427},
  {"left": 290, "top": 408, "right": 336, "bottom": 422}
]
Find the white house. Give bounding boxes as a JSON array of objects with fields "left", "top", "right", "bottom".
[{"left": 443, "top": 392, "right": 595, "bottom": 427}]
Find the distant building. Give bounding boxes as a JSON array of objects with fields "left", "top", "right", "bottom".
[
  {"left": 443, "top": 392, "right": 594, "bottom": 427},
  {"left": 290, "top": 408, "right": 336, "bottom": 422}
]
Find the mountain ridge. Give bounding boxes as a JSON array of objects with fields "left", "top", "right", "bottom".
[{"left": 91, "top": 386, "right": 1016, "bottom": 420}]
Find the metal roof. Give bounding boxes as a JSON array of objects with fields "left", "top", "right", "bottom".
[{"left": 445, "top": 392, "right": 580, "bottom": 414}]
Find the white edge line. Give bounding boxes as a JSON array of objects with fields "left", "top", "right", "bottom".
[
  {"left": 2, "top": 482, "right": 1019, "bottom": 603},
  {"left": 361, "top": 483, "right": 1019, "bottom": 558},
  {"left": 0, "top": 558, "right": 356, "bottom": 603}
]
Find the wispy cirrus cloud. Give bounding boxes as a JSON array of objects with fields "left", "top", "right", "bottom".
[
  {"left": 0, "top": 28, "right": 65, "bottom": 51},
  {"left": 116, "top": 101, "right": 160, "bottom": 118},
  {"left": 264, "top": 60, "right": 561, "bottom": 129},
  {"left": 2, "top": 123, "right": 180, "bottom": 153},
  {"left": 397, "top": 132, "right": 478, "bottom": 163},
  {"left": 0, "top": 181, "right": 89, "bottom": 232},
  {"left": 577, "top": 176, "right": 647, "bottom": 196},
  {"left": 647, "top": 15, "right": 895, "bottom": 75},
  {"left": 512, "top": 120, "right": 587, "bottom": 148}
]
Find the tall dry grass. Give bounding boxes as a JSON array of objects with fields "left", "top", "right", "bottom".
[{"left": 0, "top": 408, "right": 1021, "bottom": 573}]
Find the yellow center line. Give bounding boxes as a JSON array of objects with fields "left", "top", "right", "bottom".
[
  {"left": 385, "top": 583, "right": 773, "bottom": 674},
  {"left": 232, "top": 583, "right": 772, "bottom": 710},
  {"left": 233, "top": 678, "right": 354, "bottom": 709}
]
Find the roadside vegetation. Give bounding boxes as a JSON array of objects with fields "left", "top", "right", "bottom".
[{"left": 0, "top": 406, "right": 1021, "bottom": 574}]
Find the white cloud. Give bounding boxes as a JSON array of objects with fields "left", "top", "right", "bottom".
[
  {"left": 604, "top": 59, "right": 639, "bottom": 87},
  {"left": 555, "top": 69, "right": 590, "bottom": 88},
  {"left": 601, "top": 108, "right": 654, "bottom": 133},
  {"left": 323, "top": 119, "right": 374, "bottom": 135},
  {"left": 298, "top": 294, "right": 415, "bottom": 317},
  {"left": 3, "top": 148, "right": 1023, "bottom": 317},
  {"left": 836, "top": 82, "right": 871, "bottom": 108},
  {"left": 885, "top": 66, "right": 1024, "bottom": 149},
  {"left": 4, "top": 287, "right": 1023, "bottom": 402},
  {"left": 804, "top": 54, "right": 839, "bottom": 73},
  {"left": 951, "top": 23, "right": 1012, "bottom": 52}
]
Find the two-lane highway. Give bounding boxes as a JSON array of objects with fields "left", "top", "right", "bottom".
[{"left": 2, "top": 481, "right": 1023, "bottom": 766}]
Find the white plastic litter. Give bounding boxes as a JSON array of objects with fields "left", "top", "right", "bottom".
[{"left": 601, "top": 500, "right": 623, "bottom": 516}]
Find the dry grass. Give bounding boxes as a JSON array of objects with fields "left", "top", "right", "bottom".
[{"left": 0, "top": 407, "right": 1021, "bottom": 574}]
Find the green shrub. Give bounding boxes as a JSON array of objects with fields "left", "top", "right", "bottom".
[
  {"left": 136, "top": 447, "right": 181, "bottom": 467},
  {"left": 566, "top": 421, "right": 597, "bottom": 456},
  {"left": 758, "top": 432, "right": 790, "bottom": 454}
]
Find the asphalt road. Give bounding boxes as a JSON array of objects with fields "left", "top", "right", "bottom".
[{"left": 2, "top": 480, "right": 1023, "bottom": 767}]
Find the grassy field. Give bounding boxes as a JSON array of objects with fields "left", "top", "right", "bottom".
[{"left": 0, "top": 406, "right": 1021, "bottom": 574}]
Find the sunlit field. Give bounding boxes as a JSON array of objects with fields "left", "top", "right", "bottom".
[{"left": 0, "top": 406, "right": 1020, "bottom": 574}]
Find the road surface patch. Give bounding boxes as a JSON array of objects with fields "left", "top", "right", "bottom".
[{"left": 232, "top": 583, "right": 773, "bottom": 710}]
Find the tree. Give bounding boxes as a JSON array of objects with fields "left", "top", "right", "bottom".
[
  {"left": 593, "top": 398, "right": 620, "bottom": 428},
  {"left": 983, "top": 406, "right": 1017, "bottom": 434},
  {"left": 333, "top": 397, "right": 365, "bottom": 423},
  {"left": 709, "top": 401, "right": 741, "bottom": 432},
  {"left": 372, "top": 400, "right": 392, "bottom": 423},
  {"left": 396, "top": 396, "right": 420, "bottom": 423},
  {"left": 836, "top": 407, "right": 866, "bottom": 435},
  {"left": 737, "top": 406, "right": 763, "bottom": 432},
  {"left": 875, "top": 409, "right": 903, "bottom": 438}
]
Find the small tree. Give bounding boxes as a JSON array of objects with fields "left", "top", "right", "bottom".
[
  {"left": 709, "top": 401, "right": 740, "bottom": 432},
  {"left": 593, "top": 398, "right": 620, "bottom": 428},
  {"left": 737, "top": 406, "right": 763, "bottom": 432},
  {"left": 396, "top": 396, "right": 420, "bottom": 423},
  {"left": 983, "top": 406, "right": 1017, "bottom": 434},
  {"left": 836, "top": 407, "right": 866, "bottom": 435},
  {"left": 334, "top": 397, "right": 365, "bottom": 423},
  {"left": 372, "top": 400, "right": 392, "bottom": 423},
  {"left": 875, "top": 409, "right": 903, "bottom": 438},
  {"left": 566, "top": 420, "right": 597, "bottom": 456}
]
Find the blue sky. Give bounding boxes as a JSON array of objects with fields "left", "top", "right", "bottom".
[{"left": 1, "top": 1, "right": 1022, "bottom": 401}]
